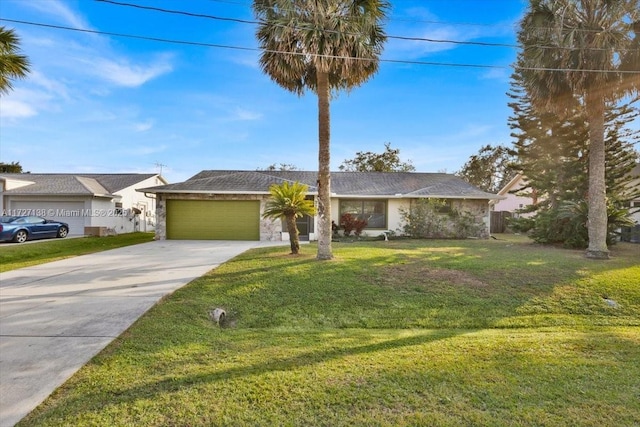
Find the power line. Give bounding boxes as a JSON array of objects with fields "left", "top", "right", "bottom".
[
  {"left": 95, "top": 0, "right": 520, "bottom": 49},
  {"left": 2, "top": 17, "right": 639, "bottom": 74},
  {"left": 204, "top": 0, "right": 520, "bottom": 29},
  {"left": 0, "top": 18, "right": 256, "bottom": 51},
  {"left": 95, "top": 0, "right": 638, "bottom": 52}
]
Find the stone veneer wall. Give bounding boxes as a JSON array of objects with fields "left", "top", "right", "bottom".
[
  {"left": 154, "top": 193, "right": 283, "bottom": 241},
  {"left": 450, "top": 199, "right": 490, "bottom": 238}
]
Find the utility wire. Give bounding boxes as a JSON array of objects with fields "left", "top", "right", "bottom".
[
  {"left": 95, "top": 0, "right": 638, "bottom": 52},
  {"left": 101, "top": 0, "right": 632, "bottom": 36},
  {"left": 95, "top": 0, "right": 519, "bottom": 49},
  {"left": 2, "top": 17, "right": 639, "bottom": 74}
]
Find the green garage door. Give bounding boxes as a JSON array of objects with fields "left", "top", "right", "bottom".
[{"left": 167, "top": 200, "right": 260, "bottom": 240}]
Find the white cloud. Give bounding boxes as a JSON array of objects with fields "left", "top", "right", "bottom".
[
  {"left": 134, "top": 120, "right": 154, "bottom": 132},
  {"left": 231, "top": 107, "right": 263, "bottom": 121},
  {"left": 386, "top": 27, "right": 466, "bottom": 59},
  {"left": 127, "top": 145, "right": 168, "bottom": 156},
  {"left": 481, "top": 68, "right": 511, "bottom": 81},
  {"left": 20, "top": 0, "right": 93, "bottom": 30},
  {"left": 90, "top": 57, "right": 173, "bottom": 87},
  {"left": 0, "top": 87, "right": 58, "bottom": 120},
  {"left": 29, "top": 70, "right": 70, "bottom": 99},
  {"left": 0, "top": 98, "right": 37, "bottom": 119}
]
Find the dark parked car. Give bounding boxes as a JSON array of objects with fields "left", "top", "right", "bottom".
[{"left": 0, "top": 216, "right": 69, "bottom": 243}]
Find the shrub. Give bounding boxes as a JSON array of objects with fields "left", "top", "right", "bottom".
[
  {"left": 340, "top": 213, "right": 368, "bottom": 237},
  {"left": 522, "top": 200, "right": 635, "bottom": 249},
  {"left": 398, "top": 199, "right": 485, "bottom": 239}
]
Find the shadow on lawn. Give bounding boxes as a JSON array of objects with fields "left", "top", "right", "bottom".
[{"left": 101, "top": 329, "right": 463, "bottom": 407}]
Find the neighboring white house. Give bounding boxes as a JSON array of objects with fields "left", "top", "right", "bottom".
[
  {"left": 0, "top": 173, "right": 167, "bottom": 236},
  {"left": 491, "top": 165, "right": 640, "bottom": 241},
  {"left": 491, "top": 173, "right": 537, "bottom": 218},
  {"left": 139, "top": 170, "right": 503, "bottom": 242},
  {"left": 628, "top": 164, "right": 640, "bottom": 225}
]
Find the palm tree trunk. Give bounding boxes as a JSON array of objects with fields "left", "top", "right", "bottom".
[
  {"left": 286, "top": 215, "right": 300, "bottom": 254},
  {"left": 316, "top": 70, "right": 333, "bottom": 260},
  {"left": 585, "top": 90, "right": 609, "bottom": 259}
]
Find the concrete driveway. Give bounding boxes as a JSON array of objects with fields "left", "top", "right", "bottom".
[{"left": 0, "top": 240, "right": 285, "bottom": 427}]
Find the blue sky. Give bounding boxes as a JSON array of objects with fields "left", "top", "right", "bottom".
[{"left": 2, "top": 0, "right": 532, "bottom": 182}]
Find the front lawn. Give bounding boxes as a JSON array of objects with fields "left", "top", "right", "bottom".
[
  {"left": 19, "top": 236, "right": 640, "bottom": 426},
  {"left": 0, "top": 232, "right": 155, "bottom": 272}
]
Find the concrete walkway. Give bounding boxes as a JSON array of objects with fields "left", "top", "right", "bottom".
[{"left": 0, "top": 240, "right": 286, "bottom": 427}]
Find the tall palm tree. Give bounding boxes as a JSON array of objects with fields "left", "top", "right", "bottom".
[
  {"left": 0, "top": 26, "right": 30, "bottom": 95},
  {"left": 263, "top": 181, "right": 316, "bottom": 254},
  {"left": 517, "top": 0, "right": 640, "bottom": 259},
  {"left": 253, "top": 0, "right": 389, "bottom": 260}
]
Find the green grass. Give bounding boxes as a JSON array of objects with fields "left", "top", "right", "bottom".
[
  {"left": 19, "top": 235, "right": 640, "bottom": 426},
  {"left": 0, "top": 232, "right": 155, "bottom": 272}
]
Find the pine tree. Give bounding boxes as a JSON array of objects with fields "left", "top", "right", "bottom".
[{"left": 508, "top": 67, "right": 639, "bottom": 248}]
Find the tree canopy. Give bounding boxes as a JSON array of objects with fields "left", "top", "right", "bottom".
[
  {"left": 0, "top": 26, "right": 30, "bottom": 95},
  {"left": 456, "top": 145, "right": 516, "bottom": 193},
  {"left": 340, "top": 142, "right": 415, "bottom": 172},
  {"left": 0, "top": 161, "right": 24, "bottom": 173}
]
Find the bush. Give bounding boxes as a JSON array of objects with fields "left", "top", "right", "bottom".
[
  {"left": 340, "top": 213, "right": 368, "bottom": 237},
  {"left": 398, "top": 199, "right": 485, "bottom": 239},
  {"left": 523, "top": 200, "right": 635, "bottom": 248}
]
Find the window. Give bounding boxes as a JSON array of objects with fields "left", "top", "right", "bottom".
[
  {"left": 436, "top": 199, "right": 453, "bottom": 214},
  {"left": 115, "top": 202, "right": 124, "bottom": 216},
  {"left": 339, "top": 200, "right": 387, "bottom": 229}
]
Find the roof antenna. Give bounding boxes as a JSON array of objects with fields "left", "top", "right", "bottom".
[{"left": 154, "top": 162, "right": 167, "bottom": 175}]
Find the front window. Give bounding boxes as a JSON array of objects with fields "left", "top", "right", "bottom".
[{"left": 339, "top": 200, "right": 387, "bottom": 229}]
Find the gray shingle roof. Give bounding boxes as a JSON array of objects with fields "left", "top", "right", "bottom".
[
  {"left": 140, "top": 170, "right": 500, "bottom": 199},
  {"left": 0, "top": 173, "right": 159, "bottom": 196}
]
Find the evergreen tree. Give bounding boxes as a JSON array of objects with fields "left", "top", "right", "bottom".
[
  {"left": 508, "top": 67, "right": 639, "bottom": 248},
  {"left": 516, "top": 0, "right": 640, "bottom": 259}
]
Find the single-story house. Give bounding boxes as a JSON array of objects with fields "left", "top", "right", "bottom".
[
  {"left": 139, "top": 170, "right": 502, "bottom": 241},
  {"left": 0, "top": 173, "right": 167, "bottom": 236}
]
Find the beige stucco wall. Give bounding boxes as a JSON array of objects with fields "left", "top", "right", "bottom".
[
  {"left": 330, "top": 197, "right": 490, "bottom": 239},
  {"left": 155, "top": 194, "right": 491, "bottom": 241}
]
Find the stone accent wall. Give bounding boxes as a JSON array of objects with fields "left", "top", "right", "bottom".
[
  {"left": 450, "top": 199, "right": 490, "bottom": 238},
  {"left": 155, "top": 195, "right": 166, "bottom": 240},
  {"left": 154, "top": 193, "right": 283, "bottom": 241}
]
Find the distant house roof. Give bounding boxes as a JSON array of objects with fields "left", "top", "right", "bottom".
[
  {"left": 496, "top": 173, "right": 526, "bottom": 197},
  {"left": 140, "top": 170, "right": 501, "bottom": 200},
  {"left": 0, "top": 173, "right": 164, "bottom": 197}
]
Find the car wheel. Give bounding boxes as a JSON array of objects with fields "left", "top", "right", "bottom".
[
  {"left": 13, "top": 230, "right": 28, "bottom": 243},
  {"left": 57, "top": 226, "right": 69, "bottom": 238}
]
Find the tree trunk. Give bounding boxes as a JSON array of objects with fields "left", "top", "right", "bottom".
[
  {"left": 286, "top": 214, "right": 300, "bottom": 254},
  {"left": 585, "top": 90, "right": 609, "bottom": 259},
  {"left": 316, "top": 70, "right": 333, "bottom": 260}
]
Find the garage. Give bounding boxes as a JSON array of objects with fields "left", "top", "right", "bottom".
[
  {"left": 166, "top": 200, "right": 260, "bottom": 240},
  {"left": 10, "top": 201, "right": 86, "bottom": 236}
]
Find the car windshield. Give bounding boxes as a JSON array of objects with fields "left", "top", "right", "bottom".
[{"left": 0, "top": 216, "right": 19, "bottom": 223}]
